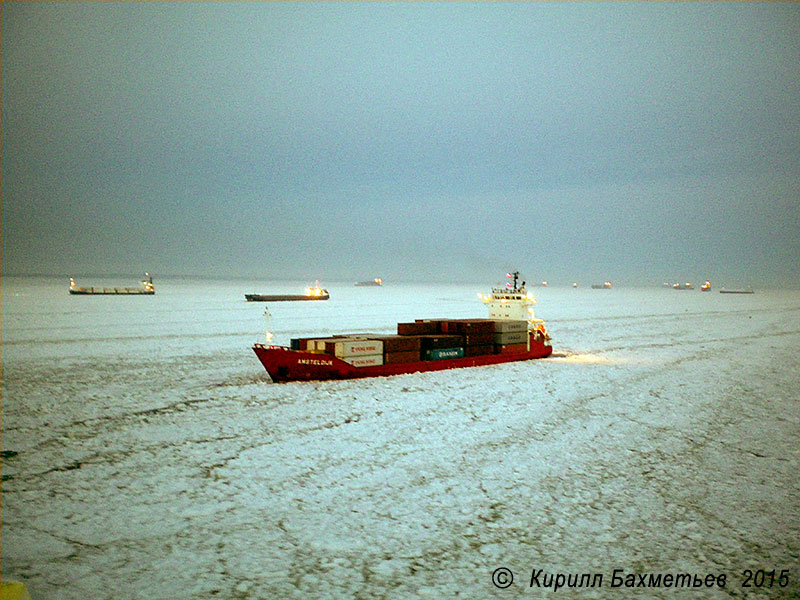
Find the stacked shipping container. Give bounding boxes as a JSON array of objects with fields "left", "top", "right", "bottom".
[{"left": 290, "top": 318, "right": 531, "bottom": 368}]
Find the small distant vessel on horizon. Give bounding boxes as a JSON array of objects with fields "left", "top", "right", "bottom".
[
  {"left": 719, "top": 288, "right": 754, "bottom": 294},
  {"left": 591, "top": 282, "right": 612, "bottom": 289},
  {"left": 700, "top": 281, "right": 712, "bottom": 292},
  {"left": 69, "top": 273, "right": 155, "bottom": 295},
  {"left": 673, "top": 282, "right": 694, "bottom": 290},
  {"left": 355, "top": 278, "right": 383, "bottom": 287},
  {"left": 245, "top": 283, "right": 329, "bottom": 302}
]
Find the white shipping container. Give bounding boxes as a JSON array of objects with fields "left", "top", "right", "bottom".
[
  {"left": 342, "top": 354, "right": 384, "bottom": 367},
  {"left": 334, "top": 339, "right": 384, "bottom": 357},
  {"left": 312, "top": 339, "right": 334, "bottom": 351},
  {"left": 493, "top": 320, "right": 528, "bottom": 333},
  {"left": 494, "top": 330, "right": 528, "bottom": 344},
  {"left": 308, "top": 337, "right": 351, "bottom": 351}
]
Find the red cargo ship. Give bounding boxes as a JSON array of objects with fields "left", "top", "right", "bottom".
[{"left": 253, "top": 273, "right": 552, "bottom": 382}]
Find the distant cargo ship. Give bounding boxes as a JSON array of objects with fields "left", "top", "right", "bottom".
[
  {"left": 719, "top": 288, "right": 754, "bottom": 294},
  {"left": 245, "top": 283, "right": 329, "bottom": 302},
  {"left": 355, "top": 278, "right": 383, "bottom": 286},
  {"left": 591, "top": 282, "right": 612, "bottom": 289},
  {"left": 673, "top": 282, "right": 694, "bottom": 290},
  {"left": 69, "top": 274, "right": 154, "bottom": 295},
  {"left": 253, "top": 272, "right": 552, "bottom": 382}
]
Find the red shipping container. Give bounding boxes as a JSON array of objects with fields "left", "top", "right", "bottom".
[
  {"left": 465, "top": 344, "right": 494, "bottom": 357},
  {"left": 441, "top": 319, "right": 496, "bottom": 334},
  {"left": 416, "top": 319, "right": 452, "bottom": 332},
  {"left": 384, "top": 350, "right": 422, "bottom": 364},
  {"left": 292, "top": 338, "right": 314, "bottom": 351},
  {"left": 417, "top": 334, "right": 464, "bottom": 349},
  {"left": 370, "top": 335, "right": 421, "bottom": 353},
  {"left": 463, "top": 331, "right": 495, "bottom": 346},
  {"left": 397, "top": 321, "right": 439, "bottom": 335}
]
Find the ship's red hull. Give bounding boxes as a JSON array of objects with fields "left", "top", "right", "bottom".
[{"left": 253, "top": 339, "right": 552, "bottom": 383}]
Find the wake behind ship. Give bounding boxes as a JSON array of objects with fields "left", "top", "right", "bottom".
[{"left": 253, "top": 272, "right": 552, "bottom": 382}]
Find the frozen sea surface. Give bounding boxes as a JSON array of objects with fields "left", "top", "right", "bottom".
[{"left": 3, "top": 277, "right": 799, "bottom": 599}]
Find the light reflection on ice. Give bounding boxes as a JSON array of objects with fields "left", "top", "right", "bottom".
[{"left": 549, "top": 351, "right": 615, "bottom": 364}]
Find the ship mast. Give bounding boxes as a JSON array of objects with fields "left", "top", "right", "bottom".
[
  {"left": 479, "top": 271, "right": 538, "bottom": 325},
  {"left": 264, "top": 307, "right": 274, "bottom": 344}
]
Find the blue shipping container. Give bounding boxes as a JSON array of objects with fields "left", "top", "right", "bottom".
[{"left": 425, "top": 347, "right": 465, "bottom": 361}]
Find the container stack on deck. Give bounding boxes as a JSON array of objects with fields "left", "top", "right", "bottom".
[{"left": 290, "top": 318, "right": 531, "bottom": 368}]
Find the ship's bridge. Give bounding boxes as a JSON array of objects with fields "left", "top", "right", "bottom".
[{"left": 478, "top": 272, "right": 541, "bottom": 327}]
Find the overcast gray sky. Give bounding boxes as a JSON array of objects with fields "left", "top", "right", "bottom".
[{"left": 4, "top": 2, "right": 799, "bottom": 286}]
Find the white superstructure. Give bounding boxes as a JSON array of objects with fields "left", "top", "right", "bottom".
[{"left": 477, "top": 272, "right": 548, "bottom": 336}]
